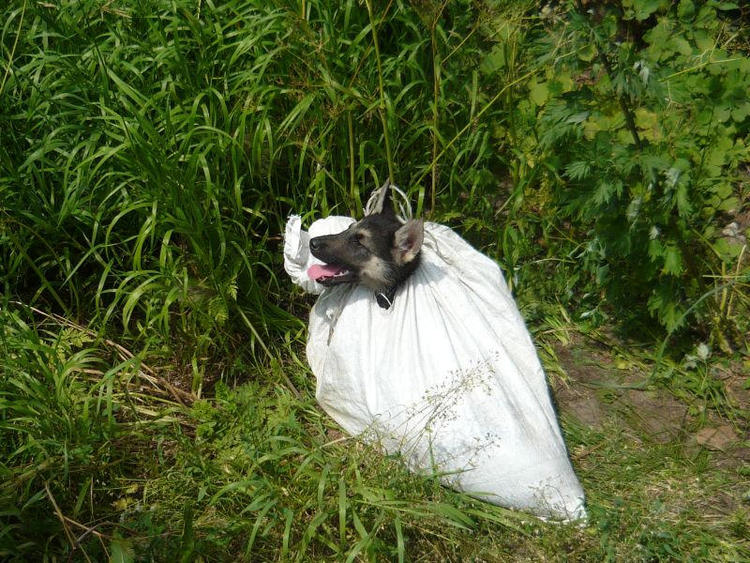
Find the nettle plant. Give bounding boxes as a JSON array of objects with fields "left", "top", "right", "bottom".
[{"left": 527, "top": 0, "right": 749, "bottom": 341}]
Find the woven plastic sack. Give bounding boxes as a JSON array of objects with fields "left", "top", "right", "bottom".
[{"left": 284, "top": 207, "right": 586, "bottom": 521}]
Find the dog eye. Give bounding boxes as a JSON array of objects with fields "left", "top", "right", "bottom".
[{"left": 350, "top": 234, "right": 365, "bottom": 246}]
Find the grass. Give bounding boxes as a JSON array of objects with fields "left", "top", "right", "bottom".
[
  {"left": 2, "top": 304, "right": 747, "bottom": 560},
  {"left": 1, "top": 0, "right": 748, "bottom": 560}
]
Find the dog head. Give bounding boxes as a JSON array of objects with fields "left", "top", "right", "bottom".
[{"left": 308, "top": 190, "right": 424, "bottom": 306}]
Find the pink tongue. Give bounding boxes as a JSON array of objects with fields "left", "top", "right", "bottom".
[{"left": 308, "top": 263, "right": 345, "bottom": 281}]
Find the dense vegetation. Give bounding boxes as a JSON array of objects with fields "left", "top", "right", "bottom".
[{"left": 1, "top": 0, "right": 747, "bottom": 560}]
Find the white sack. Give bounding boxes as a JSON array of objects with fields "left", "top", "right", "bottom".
[
  {"left": 283, "top": 215, "right": 355, "bottom": 294},
  {"left": 285, "top": 215, "right": 586, "bottom": 521}
]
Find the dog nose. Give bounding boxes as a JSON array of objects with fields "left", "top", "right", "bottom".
[{"left": 309, "top": 237, "right": 320, "bottom": 251}]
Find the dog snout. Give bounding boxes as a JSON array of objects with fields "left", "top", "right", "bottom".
[{"left": 309, "top": 237, "right": 321, "bottom": 252}]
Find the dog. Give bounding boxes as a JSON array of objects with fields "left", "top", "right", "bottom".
[{"left": 307, "top": 189, "right": 424, "bottom": 309}]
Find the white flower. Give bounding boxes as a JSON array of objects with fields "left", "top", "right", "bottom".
[
  {"left": 634, "top": 60, "right": 650, "bottom": 84},
  {"left": 696, "top": 343, "right": 710, "bottom": 361}
]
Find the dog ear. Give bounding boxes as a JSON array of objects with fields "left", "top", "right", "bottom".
[
  {"left": 369, "top": 181, "right": 396, "bottom": 216},
  {"left": 393, "top": 219, "right": 424, "bottom": 264}
]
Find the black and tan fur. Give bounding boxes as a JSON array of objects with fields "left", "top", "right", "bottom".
[{"left": 309, "top": 190, "right": 424, "bottom": 308}]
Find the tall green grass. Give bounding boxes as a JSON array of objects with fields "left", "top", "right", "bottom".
[
  {"left": 1, "top": 0, "right": 507, "bottom": 361},
  {"left": 1, "top": 0, "right": 748, "bottom": 559}
]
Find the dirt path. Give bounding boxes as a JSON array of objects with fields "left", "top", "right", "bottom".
[{"left": 548, "top": 334, "right": 749, "bottom": 520}]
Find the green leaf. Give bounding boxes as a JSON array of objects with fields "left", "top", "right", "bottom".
[
  {"left": 593, "top": 180, "right": 619, "bottom": 206},
  {"left": 564, "top": 160, "right": 591, "bottom": 181},
  {"left": 179, "top": 502, "right": 195, "bottom": 563},
  {"left": 645, "top": 20, "right": 671, "bottom": 54},
  {"left": 718, "top": 196, "right": 740, "bottom": 212},
  {"left": 669, "top": 36, "right": 693, "bottom": 56},
  {"left": 648, "top": 289, "right": 685, "bottom": 331},
  {"left": 566, "top": 111, "right": 590, "bottom": 124},
  {"left": 649, "top": 238, "right": 664, "bottom": 261},
  {"left": 635, "top": 108, "right": 661, "bottom": 141},
  {"left": 675, "top": 183, "right": 692, "bottom": 217},
  {"left": 693, "top": 30, "right": 714, "bottom": 51},
  {"left": 110, "top": 535, "right": 135, "bottom": 563},
  {"left": 632, "top": 0, "right": 666, "bottom": 21},
  {"left": 677, "top": 0, "right": 695, "bottom": 20},
  {"left": 713, "top": 237, "right": 744, "bottom": 261},
  {"left": 662, "top": 246, "right": 683, "bottom": 276},
  {"left": 480, "top": 45, "right": 505, "bottom": 74},
  {"left": 731, "top": 102, "right": 750, "bottom": 122},
  {"left": 578, "top": 43, "right": 596, "bottom": 62},
  {"left": 528, "top": 78, "right": 549, "bottom": 106}
]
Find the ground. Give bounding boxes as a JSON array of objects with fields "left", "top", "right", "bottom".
[{"left": 541, "top": 331, "right": 749, "bottom": 560}]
